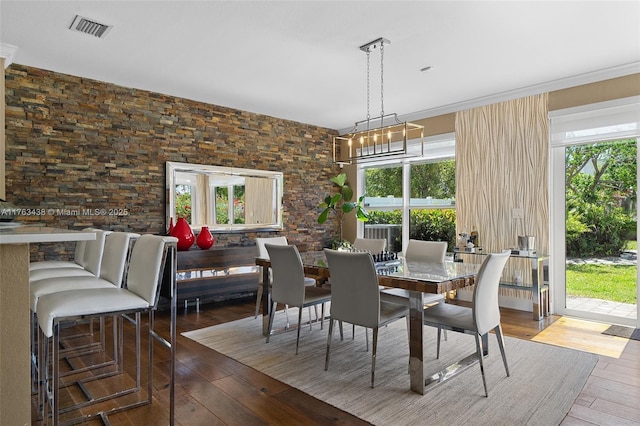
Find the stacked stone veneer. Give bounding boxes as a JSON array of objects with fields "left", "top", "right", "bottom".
[{"left": 5, "top": 65, "right": 339, "bottom": 260}]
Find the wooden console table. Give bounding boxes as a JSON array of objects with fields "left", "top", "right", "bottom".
[{"left": 161, "top": 246, "right": 259, "bottom": 310}]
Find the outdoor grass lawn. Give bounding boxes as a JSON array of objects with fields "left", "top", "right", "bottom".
[{"left": 567, "top": 263, "right": 637, "bottom": 304}]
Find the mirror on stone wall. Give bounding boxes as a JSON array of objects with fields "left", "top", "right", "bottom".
[{"left": 166, "top": 161, "right": 283, "bottom": 232}]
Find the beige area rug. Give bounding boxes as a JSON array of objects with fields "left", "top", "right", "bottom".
[{"left": 183, "top": 311, "right": 598, "bottom": 426}]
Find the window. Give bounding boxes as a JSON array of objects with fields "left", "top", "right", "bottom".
[
  {"left": 360, "top": 134, "right": 456, "bottom": 252},
  {"left": 214, "top": 184, "right": 245, "bottom": 225}
]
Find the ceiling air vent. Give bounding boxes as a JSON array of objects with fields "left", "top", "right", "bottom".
[{"left": 69, "top": 15, "right": 112, "bottom": 39}]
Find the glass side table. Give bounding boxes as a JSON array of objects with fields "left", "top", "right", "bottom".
[{"left": 453, "top": 248, "right": 550, "bottom": 321}]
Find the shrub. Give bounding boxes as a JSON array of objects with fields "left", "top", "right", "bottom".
[
  {"left": 409, "top": 209, "right": 457, "bottom": 250},
  {"left": 367, "top": 209, "right": 457, "bottom": 251},
  {"left": 566, "top": 199, "right": 635, "bottom": 257}
]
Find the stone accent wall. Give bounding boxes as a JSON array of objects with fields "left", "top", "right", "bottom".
[{"left": 4, "top": 65, "right": 339, "bottom": 260}]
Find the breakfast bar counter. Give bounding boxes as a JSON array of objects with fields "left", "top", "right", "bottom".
[{"left": 0, "top": 226, "right": 95, "bottom": 426}]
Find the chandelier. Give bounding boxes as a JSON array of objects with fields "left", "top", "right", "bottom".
[{"left": 333, "top": 37, "right": 424, "bottom": 164}]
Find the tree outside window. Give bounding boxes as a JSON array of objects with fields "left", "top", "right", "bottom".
[{"left": 364, "top": 159, "right": 456, "bottom": 251}]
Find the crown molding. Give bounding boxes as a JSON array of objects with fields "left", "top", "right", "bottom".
[
  {"left": 339, "top": 62, "right": 640, "bottom": 134},
  {"left": 0, "top": 44, "right": 18, "bottom": 68}
]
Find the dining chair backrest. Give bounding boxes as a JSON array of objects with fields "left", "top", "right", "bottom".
[
  {"left": 72, "top": 228, "right": 95, "bottom": 266},
  {"left": 80, "top": 229, "right": 111, "bottom": 275},
  {"left": 29, "top": 228, "right": 97, "bottom": 271},
  {"left": 352, "top": 237, "right": 386, "bottom": 253},
  {"left": 472, "top": 251, "right": 510, "bottom": 335},
  {"left": 125, "top": 235, "right": 175, "bottom": 307},
  {"left": 256, "top": 236, "right": 288, "bottom": 259},
  {"left": 264, "top": 244, "right": 305, "bottom": 307},
  {"left": 405, "top": 239, "right": 447, "bottom": 263},
  {"left": 324, "top": 249, "right": 380, "bottom": 329},
  {"left": 256, "top": 236, "right": 288, "bottom": 285},
  {"left": 75, "top": 227, "right": 101, "bottom": 262},
  {"left": 73, "top": 240, "right": 87, "bottom": 265},
  {"left": 98, "top": 232, "right": 140, "bottom": 287}
]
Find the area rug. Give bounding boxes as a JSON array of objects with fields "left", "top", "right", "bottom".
[
  {"left": 183, "top": 312, "right": 598, "bottom": 426},
  {"left": 602, "top": 324, "right": 640, "bottom": 341}
]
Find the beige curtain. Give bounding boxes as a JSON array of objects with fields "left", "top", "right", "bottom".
[
  {"left": 245, "top": 177, "right": 274, "bottom": 224},
  {"left": 455, "top": 94, "right": 549, "bottom": 298},
  {"left": 194, "top": 174, "right": 210, "bottom": 225}
]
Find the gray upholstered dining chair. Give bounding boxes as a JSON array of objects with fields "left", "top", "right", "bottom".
[
  {"left": 255, "top": 236, "right": 288, "bottom": 318},
  {"left": 324, "top": 249, "right": 409, "bottom": 388},
  {"left": 404, "top": 239, "right": 448, "bottom": 262},
  {"left": 256, "top": 237, "right": 319, "bottom": 323},
  {"left": 265, "top": 244, "right": 331, "bottom": 354},
  {"left": 381, "top": 239, "right": 448, "bottom": 308},
  {"left": 422, "top": 250, "right": 511, "bottom": 396},
  {"left": 352, "top": 237, "right": 386, "bottom": 253}
]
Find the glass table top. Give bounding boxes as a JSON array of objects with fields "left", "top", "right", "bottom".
[{"left": 299, "top": 251, "right": 479, "bottom": 284}]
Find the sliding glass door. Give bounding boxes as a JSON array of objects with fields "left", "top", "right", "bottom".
[
  {"left": 564, "top": 139, "right": 637, "bottom": 324},
  {"left": 550, "top": 98, "right": 640, "bottom": 327}
]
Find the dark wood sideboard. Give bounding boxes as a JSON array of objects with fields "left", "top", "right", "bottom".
[{"left": 161, "top": 246, "right": 259, "bottom": 309}]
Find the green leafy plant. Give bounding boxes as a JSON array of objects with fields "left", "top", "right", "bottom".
[
  {"left": 368, "top": 209, "right": 457, "bottom": 252},
  {"left": 565, "top": 139, "right": 637, "bottom": 257},
  {"left": 318, "top": 173, "right": 369, "bottom": 244}
]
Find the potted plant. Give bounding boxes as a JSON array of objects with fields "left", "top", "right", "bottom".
[{"left": 317, "top": 172, "right": 369, "bottom": 248}]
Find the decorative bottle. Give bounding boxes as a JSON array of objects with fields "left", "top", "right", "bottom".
[
  {"left": 167, "top": 217, "right": 174, "bottom": 236},
  {"left": 470, "top": 226, "right": 479, "bottom": 248},
  {"left": 170, "top": 217, "right": 195, "bottom": 251},
  {"left": 196, "top": 226, "right": 214, "bottom": 250}
]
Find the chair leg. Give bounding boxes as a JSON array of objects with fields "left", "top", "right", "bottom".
[
  {"left": 147, "top": 310, "right": 154, "bottom": 406},
  {"left": 135, "top": 312, "right": 141, "bottom": 388},
  {"left": 436, "top": 327, "right": 442, "bottom": 359},
  {"left": 371, "top": 328, "right": 378, "bottom": 388},
  {"left": 296, "top": 307, "right": 303, "bottom": 354},
  {"left": 440, "top": 299, "right": 449, "bottom": 341},
  {"left": 53, "top": 323, "right": 61, "bottom": 425},
  {"left": 254, "top": 281, "right": 263, "bottom": 318},
  {"left": 266, "top": 301, "right": 277, "bottom": 343},
  {"left": 320, "top": 303, "right": 325, "bottom": 330},
  {"left": 115, "top": 315, "right": 123, "bottom": 371},
  {"left": 325, "top": 319, "right": 335, "bottom": 371},
  {"left": 474, "top": 333, "right": 489, "bottom": 397},
  {"left": 284, "top": 304, "right": 290, "bottom": 329},
  {"left": 38, "top": 326, "right": 46, "bottom": 420},
  {"left": 31, "top": 311, "right": 37, "bottom": 393},
  {"left": 494, "top": 325, "right": 510, "bottom": 377},
  {"left": 365, "top": 327, "right": 369, "bottom": 352}
]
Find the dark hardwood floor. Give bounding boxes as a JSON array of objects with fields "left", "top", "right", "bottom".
[{"left": 32, "top": 297, "right": 640, "bottom": 425}]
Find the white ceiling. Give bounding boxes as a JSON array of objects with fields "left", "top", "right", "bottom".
[{"left": 1, "top": 1, "right": 639, "bottom": 131}]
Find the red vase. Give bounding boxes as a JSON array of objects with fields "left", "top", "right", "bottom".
[
  {"left": 196, "top": 226, "right": 214, "bottom": 250},
  {"left": 170, "top": 218, "right": 195, "bottom": 251},
  {"left": 167, "top": 217, "right": 174, "bottom": 236}
]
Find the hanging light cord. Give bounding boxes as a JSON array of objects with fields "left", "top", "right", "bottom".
[
  {"left": 380, "top": 40, "right": 385, "bottom": 128},
  {"left": 366, "top": 48, "right": 371, "bottom": 132}
]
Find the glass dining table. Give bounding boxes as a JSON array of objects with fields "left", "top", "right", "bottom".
[{"left": 255, "top": 250, "right": 480, "bottom": 395}]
